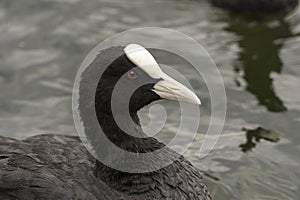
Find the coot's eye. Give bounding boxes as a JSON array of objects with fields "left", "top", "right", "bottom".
[{"left": 127, "top": 70, "right": 138, "bottom": 79}]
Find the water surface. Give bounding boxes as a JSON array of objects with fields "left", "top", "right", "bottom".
[{"left": 0, "top": 0, "right": 299, "bottom": 199}]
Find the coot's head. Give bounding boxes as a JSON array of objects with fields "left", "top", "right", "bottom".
[
  {"left": 95, "top": 44, "right": 200, "bottom": 119},
  {"left": 87, "top": 43, "right": 202, "bottom": 149}
]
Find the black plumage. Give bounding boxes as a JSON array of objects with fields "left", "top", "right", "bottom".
[
  {"left": 0, "top": 135, "right": 126, "bottom": 200},
  {"left": 0, "top": 46, "right": 211, "bottom": 200}
]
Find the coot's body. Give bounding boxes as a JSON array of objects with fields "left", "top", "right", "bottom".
[
  {"left": 0, "top": 134, "right": 211, "bottom": 200},
  {"left": 0, "top": 135, "right": 126, "bottom": 200}
]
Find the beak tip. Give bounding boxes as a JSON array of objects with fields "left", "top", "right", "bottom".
[{"left": 194, "top": 97, "right": 201, "bottom": 105}]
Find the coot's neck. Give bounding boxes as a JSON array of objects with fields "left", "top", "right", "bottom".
[
  {"left": 94, "top": 85, "right": 168, "bottom": 190},
  {"left": 95, "top": 99, "right": 144, "bottom": 147},
  {"left": 95, "top": 86, "right": 165, "bottom": 151}
]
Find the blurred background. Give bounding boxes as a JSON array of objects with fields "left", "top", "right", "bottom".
[{"left": 0, "top": 0, "right": 299, "bottom": 199}]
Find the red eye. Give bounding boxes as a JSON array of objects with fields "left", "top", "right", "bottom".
[{"left": 127, "top": 70, "right": 138, "bottom": 79}]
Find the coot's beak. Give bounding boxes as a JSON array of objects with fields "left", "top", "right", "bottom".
[
  {"left": 124, "top": 43, "right": 201, "bottom": 105},
  {"left": 152, "top": 73, "right": 201, "bottom": 105}
]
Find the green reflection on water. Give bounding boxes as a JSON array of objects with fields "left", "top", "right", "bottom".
[
  {"left": 227, "top": 14, "right": 292, "bottom": 112},
  {"left": 240, "top": 127, "right": 280, "bottom": 152}
]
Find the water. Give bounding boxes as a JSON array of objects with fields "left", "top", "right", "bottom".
[{"left": 0, "top": 0, "right": 299, "bottom": 199}]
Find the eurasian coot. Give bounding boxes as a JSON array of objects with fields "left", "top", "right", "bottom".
[{"left": 0, "top": 44, "right": 211, "bottom": 200}]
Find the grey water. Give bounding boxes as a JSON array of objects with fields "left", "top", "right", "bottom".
[{"left": 0, "top": 0, "right": 300, "bottom": 199}]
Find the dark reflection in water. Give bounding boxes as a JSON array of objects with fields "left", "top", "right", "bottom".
[
  {"left": 240, "top": 127, "right": 280, "bottom": 152},
  {"left": 227, "top": 14, "right": 293, "bottom": 112}
]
